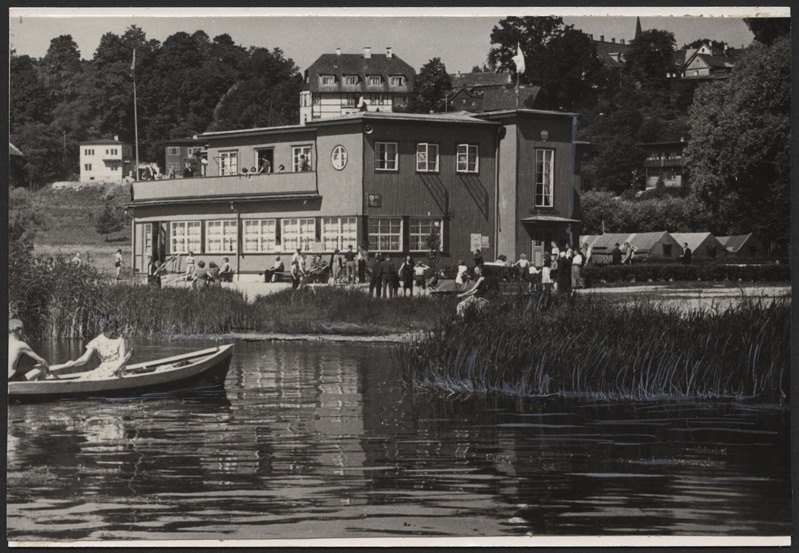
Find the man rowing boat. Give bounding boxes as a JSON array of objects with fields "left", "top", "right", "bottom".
[{"left": 8, "top": 319, "right": 50, "bottom": 381}]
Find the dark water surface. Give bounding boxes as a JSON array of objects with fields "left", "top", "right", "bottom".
[{"left": 7, "top": 339, "right": 791, "bottom": 541}]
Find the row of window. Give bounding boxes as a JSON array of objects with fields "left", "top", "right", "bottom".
[
  {"left": 375, "top": 142, "right": 481, "bottom": 174},
  {"left": 83, "top": 148, "right": 121, "bottom": 156},
  {"left": 320, "top": 75, "right": 406, "bottom": 87},
  {"left": 84, "top": 163, "right": 121, "bottom": 172},
  {"left": 215, "top": 146, "right": 313, "bottom": 175},
  {"left": 161, "top": 217, "right": 442, "bottom": 255},
  {"left": 166, "top": 146, "right": 203, "bottom": 156}
]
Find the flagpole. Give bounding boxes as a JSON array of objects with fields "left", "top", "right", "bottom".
[
  {"left": 516, "top": 71, "right": 519, "bottom": 109},
  {"left": 132, "top": 49, "right": 139, "bottom": 182}
]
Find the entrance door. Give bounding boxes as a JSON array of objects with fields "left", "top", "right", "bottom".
[
  {"left": 256, "top": 148, "right": 274, "bottom": 174},
  {"left": 530, "top": 228, "right": 554, "bottom": 267}
]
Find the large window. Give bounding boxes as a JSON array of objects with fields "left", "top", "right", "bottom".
[
  {"left": 368, "top": 217, "right": 402, "bottom": 252},
  {"left": 292, "top": 145, "right": 313, "bottom": 172},
  {"left": 375, "top": 142, "right": 398, "bottom": 171},
  {"left": 369, "top": 93, "right": 387, "bottom": 106},
  {"left": 389, "top": 75, "right": 406, "bottom": 87},
  {"left": 167, "top": 147, "right": 180, "bottom": 156},
  {"left": 320, "top": 75, "right": 336, "bottom": 85},
  {"left": 219, "top": 150, "right": 238, "bottom": 175},
  {"left": 341, "top": 93, "right": 359, "bottom": 107},
  {"left": 282, "top": 218, "right": 316, "bottom": 252},
  {"left": 243, "top": 219, "right": 277, "bottom": 253},
  {"left": 170, "top": 221, "right": 202, "bottom": 254},
  {"left": 535, "top": 149, "right": 554, "bottom": 207},
  {"left": 343, "top": 75, "right": 359, "bottom": 86},
  {"left": 457, "top": 144, "right": 479, "bottom": 173},
  {"left": 322, "top": 217, "right": 358, "bottom": 251},
  {"left": 409, "top": 218, "right": 442, "bottom": 252},
  {"left": 416, "top": 143, "right": 439, "bottom": 172},
  {"left": 206, "top": 220, "right": 238, "bottom": 253},
  {"left": 367, "top": 75, "right": 382, "bottom": 86}
]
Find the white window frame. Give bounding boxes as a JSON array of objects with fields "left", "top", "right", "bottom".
[
  {"left": 322, "top": 217, "right": 358, "bottom": 252},
  {"left": 535, "top": 149, "right": 555, "bottom": 208},
  {"left": 320, "top": 75, "right": 336, "bottom": 85},
  {"left": 457, "top": 144, "right": 479, "bottom": 173},
  {"left": 341, "top": 93, "right": 359, "bottom": 107},
  {"left": 243, "top": 219, "right": 277, "bottom": 253},
  {"left": 416, "top": 143, "right": 439, "bottom": 173},
  {"left": 409, "top": 218, "right": 442, "bottom": 252},
  {"left": 331, "top": 145, "right": 348, "bottom": 171},
  {"left": 143, "top": 223, "right": 153, "bottom": 256},
  {"left": 281, "top": 218, "right": 316, "bottom": 252},
  {"left": 205, "top": 220, "right": 238, "bottom": 254},
  {"left": 369, "top": 93, "right": 387, "bottom": 105},
  {"left": 368, "top": 217, "right": 402, "bottom": 252},
  {"left": 389, "top": 75, "right": 405, "bottom": 87},
  {"left": 219, "top": 150, "right": 238, "bottom": 175},
  {"left": 367, "top": 75, "right": 382, "bottom": 86},
  {"left": 343, "top": 75, "right": 359, "bottom": 86},
  {"left": 170, "top": 221, "right": 202, "bottom": 254},
  {"left": 167, "top": 147, "right": 180, "bottom": 156},
  {"left": 375, "top": 142, "right": 398, "bottom": 171},
  {"left": 292, "top": 145, "right": 313, "bottom": 172}
]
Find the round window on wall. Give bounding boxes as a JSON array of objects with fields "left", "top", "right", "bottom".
[{"left": 331, "top": 145, "right": 348, "bottom": 170}]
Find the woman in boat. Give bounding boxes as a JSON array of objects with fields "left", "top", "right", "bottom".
[{"left": 63, "top": 314, "right": 130, "bottom": 379}]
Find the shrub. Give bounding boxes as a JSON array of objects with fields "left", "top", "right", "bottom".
[{"left": 585, "top": 262, "right": 790, "bottom": 284}]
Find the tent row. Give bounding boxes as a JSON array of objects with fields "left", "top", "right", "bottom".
[{"left": 580, "top": 232, "right": 763, "bottom": 265}]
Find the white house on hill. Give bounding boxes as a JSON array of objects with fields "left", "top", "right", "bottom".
[{"left": 79, "top": 136, "right": 133, "bottom": 183}]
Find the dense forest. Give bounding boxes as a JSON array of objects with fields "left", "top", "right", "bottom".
[{"left": 9, "top": 18, "right": 790, "bottom": 254}]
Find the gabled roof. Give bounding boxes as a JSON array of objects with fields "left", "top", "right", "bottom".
[
  {"left": 304, "top": 52, "right": 416, "bottom": 93},
  {"left": 670, "top": 232, "right": 723, "bottom": 252},
  {"left": 692, "top": 53, "right": 734, "bottom": 70},
  {"left": 584, "top": 231, "right": 680, "bottom": 254},
  {"left": 593, "top": 39, "right": 631, "bottom": 67},
  {"left": 450, "top": 71, "right": 511, "bottom": 90},
  {"left": 717, "top": 233, "right": 761, "bottom": 253}
]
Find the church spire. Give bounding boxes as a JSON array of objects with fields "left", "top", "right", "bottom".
[{"left": 635, "top": 17, "right": 643, "bottom": 39}]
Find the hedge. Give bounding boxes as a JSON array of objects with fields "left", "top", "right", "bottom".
[{"left": 584, "top": 262, "right": 790, "bottom": 284}]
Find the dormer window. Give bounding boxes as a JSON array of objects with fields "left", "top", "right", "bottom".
[
  {"left": 343, "top": 75, "right": 359, "bottom": 86},
  {"left": 389, "top": 75, "right": 406, "bottom": 87},
  {"left": 367, "top": 75, "right": 382, "bottom": 86},
  {"left": 320, "top": 75, "right": 336, "bottom": 86}
]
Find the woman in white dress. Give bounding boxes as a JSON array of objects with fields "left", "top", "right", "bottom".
[{"left": 64, "top": 314, "right": 130, "bottom": 379}]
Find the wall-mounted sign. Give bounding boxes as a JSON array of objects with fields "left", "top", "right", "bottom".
[
  {"left": 331, "top": 145, "right": 348, "bottom": 170},
  {"left": 470, "top": 233, "right": 481, "bottom": 251},
  {"left": 368, "top": 194, "right": 381, "bottom": 207}
]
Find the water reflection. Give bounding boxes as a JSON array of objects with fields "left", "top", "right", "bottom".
[{"left": 7, "top": 339, "right": 791, "bottom": 541}]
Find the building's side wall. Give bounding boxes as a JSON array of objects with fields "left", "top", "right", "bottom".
[
  {"left": 80, "top": 143, "right": 129, "bottom": 182},
  {"left": 496, "top": 122, "right": 518, "bottom": 260},
  {"left": 206, "top": 130, "right": 317, "bottom": 176}
]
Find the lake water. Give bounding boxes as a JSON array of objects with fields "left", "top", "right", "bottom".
[{"left": 7, "top": 339, "right": 791, "bottom": 542}]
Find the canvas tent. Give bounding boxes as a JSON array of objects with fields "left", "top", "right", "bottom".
[
  {"left": 670, "top": 232, "right": 726, "bottom": 260},
  {"left": 717, "top": 233, "right": 764, "bottom": 259},
  {"left": 584, "top": 232, "right": 683, "bottom": 264}
]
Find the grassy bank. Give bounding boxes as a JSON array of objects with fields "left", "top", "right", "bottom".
[
  {"left": 9, "top": 259, "right": 455, "bottom": 339},
  {"left": 399, "top": 294, "right": 790, "bottom": 403}
]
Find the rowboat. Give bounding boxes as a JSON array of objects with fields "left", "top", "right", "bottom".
[{"left": 9, "top": 344, "right": 234, "bottom": 403}]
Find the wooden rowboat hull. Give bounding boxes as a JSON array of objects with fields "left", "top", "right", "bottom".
[{"left": 9, "top": 344, "right": 234, "bottom": 403}]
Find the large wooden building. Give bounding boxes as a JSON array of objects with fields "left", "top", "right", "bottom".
[{"left": 127, "top": 109, "right": 581, "bottom": 277}]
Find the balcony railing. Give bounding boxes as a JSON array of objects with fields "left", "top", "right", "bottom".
[{"left": 131, "top": 171, "right": 318, "bottom": 204}]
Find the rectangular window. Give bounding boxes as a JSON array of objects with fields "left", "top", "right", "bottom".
[
  {"left": 367, "top": 75, "right": 382, "bottom": 86},
  {"left": 167, "top": 147, "right": 180, "bottom": 156},
  {"left": 457, "top": 144, "right": 479, "bottom": 173},
  {"left": 243, "top": 219, "right": 278, "bottom": 253},
  {"left": 320, "top": 75, "right": 336, "bottom": 85},
  {"left": 369, "top": 93, "right": 386, "bottom": 105},
  {"left": 409, "top": 218, "right": 442, "bottom": 252},
  {"left": 535, "top": 149, "right": 554, "bottom": 207},
  {"left": 321, "top": 217, "right": 358, "bottom": 251},
  {"left": 219, "top": 150, "right": 238, "bottom": 175},
  {"left": 84, "top": 163, "right": 92, "bottom": 171},
  {"left": 375, "top": 142, "right": 398, "bottom": 171},
  {"left": 281, "top": 218, "right": 316, "bottom": 252},
  {"left": 341, "top": 93, "right": 359, "bottom": 107},
  {"left": 389, "top": 76, "right": 405, "bottom": 87},
  {"left": 392, "top": 95, "right": 408, "bottom": 109},
  {"left": 84, "top": 148, "right": 94, "bottom": 156},
  {"left": 170, "top": 221, "right": 202, "bottom": 254},
  {"left": 206, "top": 220, "right": 238, "bottom": 253},
  {"left": 292, "top": 145, "right": 313, "bottom": 172},
  {"left": 416, "top": 143, "right": 439, "bottom": 172},
  {"left": 343, "top": 75, "right": 359, "bottom": 86},
  {"left": 368, "top": 217, "right": 402, "bottom": 252},
  {"left": 143, "top": 223, "right": 153, "bottom": 256},
  {"left": 187, "top": 147, "right": 200, "bottom": 156}
]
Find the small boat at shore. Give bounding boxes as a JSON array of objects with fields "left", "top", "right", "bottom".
[{"left": 9, "top": 344, "right": 234, "bottom": 403}]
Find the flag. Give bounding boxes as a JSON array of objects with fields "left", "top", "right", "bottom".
[
  {"left": 131, "top": 49, "right": 136, "bottom": 75},
  {"left": 511, "top": 43, "right": 525, "bottom": 74}
]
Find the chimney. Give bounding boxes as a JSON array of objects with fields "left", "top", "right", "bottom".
[
  {"left": 114, "top": 135, "right": 119, "bottom": 141},
  {"left": 600, "top": 35, "right": 604, "bottom": 42},
  {"left": 363, "top": 46, "right": 372, "bottom": 59},
  {"left": 336, "top": 47, "right": 341, "bottom": 56},
  {"left": 588, "top": 33, "right": 593, "bottom": 40},
  {"left": 611, "top": 37, "right": 616, "bottom": 43},
  {"left": 621, "top": 39, "right": 625, "bottom": 45},
  {"left": 386, "top": 46, "right": 393, "bottom": 58}
]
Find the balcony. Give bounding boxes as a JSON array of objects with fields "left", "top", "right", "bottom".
[
  {"left": 131, "top": 171, "right": 319, "bottom": 205},
  {"left": 644, "top": 158, "right": 682, "bottom": 168}
]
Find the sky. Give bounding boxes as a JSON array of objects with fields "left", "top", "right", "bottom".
[{"left": 8, "top": 7, "right": 788, "bottom": 74}]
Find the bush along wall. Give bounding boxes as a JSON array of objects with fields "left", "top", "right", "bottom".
[{"left": 585, "top": 262, "right": 790, "bottom": 284}]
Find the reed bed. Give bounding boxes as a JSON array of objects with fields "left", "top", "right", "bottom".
[
  {"left": 9, "top": 258, "right": 454, "bottom": 339},
  {"left": 398, "top": 293, "right": 790, "bottom": 403}
]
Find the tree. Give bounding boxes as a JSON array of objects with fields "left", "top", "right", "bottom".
[
  {"left": 683, "top": 38, "right": 728, "bottom": 50},
  {"left": 534, "top": 27, "right": 603, "bottom": 110},
  {"left": 487, "top": 16, "right": 565, "bottom": 80},
  {"left": 408, "top": 57, "right": 451, "bottom": 113},
  {"left": 624, "top": 29, "right": 676, "bottom": 86},
  {"left": 684, "top": 35, "right": 790, "bottom": 254},
  {"left": 744, "top": 17, "right": 790, "bottom": 46},
  {"left": 94, "top": 203, "right": 127, "bottom": 240}
]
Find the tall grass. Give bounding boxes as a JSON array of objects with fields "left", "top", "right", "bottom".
[
  {"left": 398, "top": 293, "right": 790, "bottom": 403},
  {"left": 9, "top": 257, "right": 455, "bottom": 339}
]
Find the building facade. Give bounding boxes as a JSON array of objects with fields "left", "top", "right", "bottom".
[
  {"left": 79, "top": 137, "right": 133, "bottom": 182},
  {"left": 128, "top": 110, "right": 580, "bottom": 276},
  {"left": 164, "top": 137, "right": 208, "bottom": 177},
  {"left": 642, "top": 141, "right": 686, "bottom": 188},
  {"left": 299, "top": 47, "right": 416, "bottom": 124}
]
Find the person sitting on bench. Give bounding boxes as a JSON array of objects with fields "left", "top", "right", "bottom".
[
  {"left": 219, "top": 257, "right": 235, "bottom": 282},
  {"left": 263, "top": 256, "right": 284, "bottom": 283}
]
